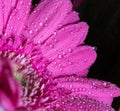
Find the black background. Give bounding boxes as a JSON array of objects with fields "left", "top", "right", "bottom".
[{"left": 33, "top": 0, "right": 120, "bottom": 110}]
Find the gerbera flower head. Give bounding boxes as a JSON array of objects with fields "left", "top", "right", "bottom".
[{"left": 0, "top": 0, "right": 120, "bottom": 111}]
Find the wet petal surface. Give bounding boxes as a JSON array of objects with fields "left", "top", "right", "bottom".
[{"left": 55, "top": 75, "right": 120, "bottom": 105}]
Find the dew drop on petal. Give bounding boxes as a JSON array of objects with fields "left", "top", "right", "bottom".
[
  {"left": 49, "top": 44, "right": 54, "bottom": 48},
  {"left": 93, "top": 46, "right": 97, "bottom": 51},
  {"left": 39, "top": 22, "right": 43, "bottom": 26},
  {"left": 58, "top": 54, "right": 63, "bottom": 59},
  {"left": 20, "top": 1, "right": 23, "bottom": 5},
  {"left": 67, "top": 48, "right": 73, "bottom": 53},
  {"left": 54, "top": 38, "right": 58, "bottom": 42},
  {"left": 29, "top": 30, "right": 33, "bottom": 34}
]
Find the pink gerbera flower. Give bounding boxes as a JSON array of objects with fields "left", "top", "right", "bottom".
[{"left": 0, "top": 0, "right": 120, "bottom": 111}]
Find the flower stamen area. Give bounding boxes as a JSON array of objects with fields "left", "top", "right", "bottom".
[{"left": 0, "top": 49, "right": 54, "bottom": 109}]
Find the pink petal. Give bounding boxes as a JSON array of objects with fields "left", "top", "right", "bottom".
[
  {"left": 0, "top": 1, "right": 3, "bottom": 35},
  {"left": 22, "top": 0, "right": 72, "bottom": 44},
  {"left": 1, "top": 0, "right": 17, "bottom": 27},
  {"left": 58, "top": 11, "right": 80, "bottom": 28},
  {"left": 5, "top": 0, "right": 32, "bottom": 37},
  {"left": 47, "top": 46, "right": 96, "bottom": 77},
  {"left": 0, "top": 91, "right": 15, "bottom": 111},
  {"left": 0, "top": 0, "right": 17, "bottom": 35},
  {"left": 0, "top": 57, "right": 19, "bottom": 110},
  {"left": 119, "top": 108, "right": 120, "bottom": 111},
  {"left": 41, "top": 22, "right": 89, "bottom": 58},
  {"left": 55, "top": 76, "right": 120, "bottom": 105},
  {"left": 51, "top": 93, "right": 115, "bottom": 111}
]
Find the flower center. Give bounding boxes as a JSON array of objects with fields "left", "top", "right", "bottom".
[{"left": 0, "top": 48, "right": 54, "bottom": 110}]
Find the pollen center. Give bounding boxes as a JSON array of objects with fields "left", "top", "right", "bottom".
[
  {"left": 0, "top": 50, "right": 49, "bottom": 109},
  {"left": 13, "top": 64, "right": 26, "bottom": 87}
]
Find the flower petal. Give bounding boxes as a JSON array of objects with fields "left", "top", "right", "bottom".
[
  {"left": 2, "top": 0, "right": 17, "bottom": 27},
  {"left": 22, "top": 0, "right": 72, "bottom": 44},
  {"left": 55, "top": 76, "right": 120, "bottom": 105},
  {"left": 41, "top": 22, "right": 89, "bottom": 58},
  {"left": 52, "top": 94, "right": 115, "bottom": 111},
  {"left": 0, "top": 0, "right": 17, "bottom": 35},
  {"left": 58, "top": 11, "right": 80, "bottom": 28},
  {"left": 47, "top": 46, "right": 96, "bottom": 77},
  {"left": 0, "top": 91, "right": 15, "bottom": 111},
  {"left": 5, "top": 0, "right": 32, "bottom": 37},
  {"left": 0, "top": 57, "right": 19, "bottom": 110},
  {"left": 0, "top": 1, "right": 3, "bottom": 35}
]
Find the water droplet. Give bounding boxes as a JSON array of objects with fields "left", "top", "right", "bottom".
[
  {"left": 54, "top": 49, "right": 57, "bottom": 52},
  {"left": 68, "top": 61, "right": 72, "bottom": 65},
  {"left": 10, "top": 26, "right": 13, "bottom": 30},
  {"left": 54, "top": 38, "right": 58, "bottom": 42},
  {"left": 62, "top": 51, "right": 66, "bottom": 55},
  {"left": 20, "top": 1, "right": 23, "bottom": 5},
  {"left": 54, "top": 62, "right": 57, "bottom": 65},
  {"left": 93, "top": 46, "right": 97, "bottom": 51},
  {"left": 39, "top": 22, "right": 43, "bottom": 26},
  {"left": 35, "top": 28, "right": 38, "bottom": 32},
  {"left": 69, "top": 84, "right": 73, "bottom": 88},
  {"left": 70, "top": 31, "right": 74, "bottom": 34},
  {"left": 82, "top": 58, "right": 87, "bottom": 62},
  {"left": 102, "top": 82, "right": 109, "bottom": 88},
  {"left": 17, "top": 17, "right": 21, "bottom": 20},
  {"left": 110, "top": 93, "right": 113, "bottom": 97},
  {"left": 29, "top": 30, "right": 33, "bottom": 34},
  {"left": 58, "top": 64, "right": 62, "bottom": 67},
  {"left": 53, "top": 32, "right": 57, "bottom": 35},
  {"left": 46, "top": 13, "right": 50, "bottom": 16},
  {"left": 49, "top": 44, "right": 53, "bottom": 48},
  {"left": 88, "top": 91, "right": 92, "bottom": 95},
  {"left": 67, "top": 48, "right": 72, "bottom": 53},
  {"left": 58, "top": 54, "right": 62, "bottom": 59},
  {"left": 45, "top": 17, "right": 48, "bottom": 21},
  {"left": 60, "top": 68, "right": 63, "bottom": 71},
  {"left": 38, "top": 41, "right": 40, "bottom": 44}
]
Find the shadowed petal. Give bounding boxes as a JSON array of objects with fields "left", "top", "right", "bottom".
[
  {"left": 22, "top": 0, "right": 72, "bottom": 44},
  {"left": 47, "top": 46, "right": 96, "bottom": 77},
  {"left": 0, "top": 91, "right": 15, "bottom": 111},
  {"left": 0, "top": 57, "right": 19, "bottom": 111},
  {"left": 55, "top": 94, "right": 114, "bottom": 111},
  {"left": 5, "top": 0, "right": 32, "bottom": 37},
  {"left": 55, "top": 76, "right": 120, "bottom": 105},
  {"left": 73, "top": 0, "right": 84, "bottom": 9},
  {"left": 119, "top": 108, "right": 120, "bottom": 111},
  {"left": 50, "top": 93, "right": 115, "bottom": 111}
]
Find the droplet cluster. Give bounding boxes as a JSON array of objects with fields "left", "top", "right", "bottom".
[
  {"left": 48, "top": 89, "right": 115, "bottom": 111},
  {"left": 55, "top": 75, "right": 120, "bottom": 105}
]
